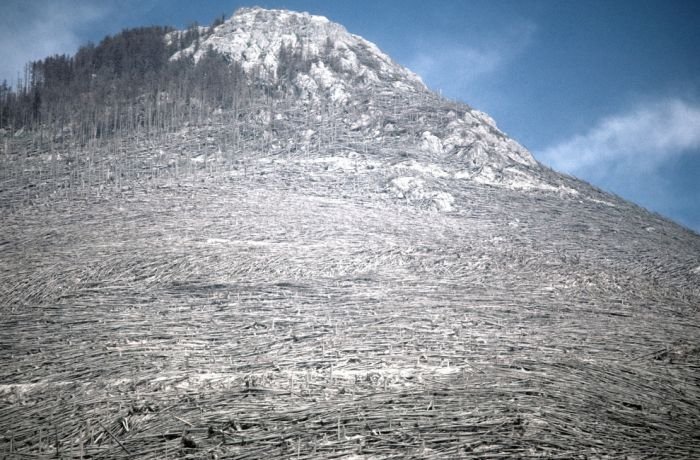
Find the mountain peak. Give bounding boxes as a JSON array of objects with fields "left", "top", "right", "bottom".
[
  {"left": 167, "top": 7, "right": 541, "bottom": 187},
  {"left": 173, "top": 7, "right": 425, "bottom": 102},
  {"left": 3, "top": 8, "right": 700, "bottom": 459}
]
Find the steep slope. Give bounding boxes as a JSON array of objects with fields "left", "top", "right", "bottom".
[
  {"left": 173, "top": 7, "right": 541, "bottom": 194},
  {"left": 173, "top": 7, "right": 427, "bottom": 96},
  {"left": 1, "top": 7, "right": 699, "bottom": 459}
]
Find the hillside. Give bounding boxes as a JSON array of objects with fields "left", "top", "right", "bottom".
[{"left": 1, "top": 7, "right": 699, "bottom": 459}]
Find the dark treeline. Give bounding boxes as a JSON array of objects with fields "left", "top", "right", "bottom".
[
  {"left": 0, "top": 21, "right": 254, "bottom": 145},
  {"left": 0, "top": 13, "right": 357, "bottom": 154}
]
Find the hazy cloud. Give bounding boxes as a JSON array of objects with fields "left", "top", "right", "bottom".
[
  {"left": 538, "top": 98, "right": 700, "bottom": 231},
  {"left": 538, "top": 98, "right": 700, "bottom": 180},
  {"left": 0, "top": 0, "right": 111, "bottom": 86},
  {"left": 407, "top": 21, "right": 536, "bottom": 97},
  {"left": 409, "top": 45, "right": 501, "bottom": 87}
]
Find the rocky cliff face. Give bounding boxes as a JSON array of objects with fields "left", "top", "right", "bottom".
[
  {"left": 174, "top": 8, "right": 426, "bottom": 96},
  {"left": 171, "top": 7, "right": 544, "bottom": 200}
]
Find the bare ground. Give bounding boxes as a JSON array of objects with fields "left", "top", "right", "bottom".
[{"left": 1, "top": 147, "right": 700, "bottom": 459}]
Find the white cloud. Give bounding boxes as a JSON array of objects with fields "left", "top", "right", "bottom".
[
  {"left": 0, "top": 0, "right": 111, "bottom": 86},
  {"left": 538, "top": 99, "right": 700, "bottom": 180},
  {"left": 409, "top": 45, "right": 501, "bottom": 88},
  {"left": 406, "top": 21, "right": 536, "bottom": 97},
  {"left": 538, "top": 98, "right": 700, "bottom": 232}
]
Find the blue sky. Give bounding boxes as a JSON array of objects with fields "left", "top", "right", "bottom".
[{"left": 1, "top": 0, "right": 699, "bottom": 232}]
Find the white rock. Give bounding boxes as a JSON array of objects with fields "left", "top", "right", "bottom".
[{"left": 421, "top": 131, "right": 443, "bottom": 154}]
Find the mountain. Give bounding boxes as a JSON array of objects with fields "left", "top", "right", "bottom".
[
  {"left": 1, "top": 7, "right": 699, "bottom": 459},
  {"left": 175, "top": 7, "right": 541, "bottom": 190}
]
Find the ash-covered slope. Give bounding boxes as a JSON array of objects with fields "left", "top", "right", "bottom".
[
  {"left": 173, "top": 7, "right": 427, "bottom": 97},
  {"left": 1, "top": 7, "right": 699, "bottom": 460},
  {"left": 172, "top": 7, "right": 541, "bottom": 197}
]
